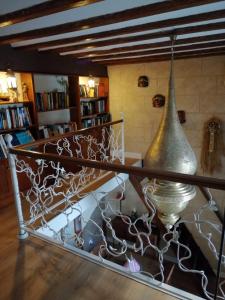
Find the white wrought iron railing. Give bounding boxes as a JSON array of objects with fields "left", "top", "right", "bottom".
[{"left": 7, "top": 119, "right": 225, "bottom": 300}]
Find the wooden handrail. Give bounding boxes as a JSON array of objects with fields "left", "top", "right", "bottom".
[
  {"left": 13, "top": 119, "right": 123, "bottom": 149},
  {"left": 9, "top": 147, "right": 225, "bottom": 191},
  {"left": 198, "top": 186, "right": 223, "bottom": 223}
]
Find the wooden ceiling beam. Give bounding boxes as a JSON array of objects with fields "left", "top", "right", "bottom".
[
  {"left": 69, "top": 32, "right": 225, "bottom": 58},
  {"left": 0, "top": 0, "right": 102, "bottom": 28},
  {"left": 95, "top": 48, "right": 225, "bottom": 65},
  {"left": 77, "top": 40, "right": 225, "bottom": 61},
  {"left": 45, "top": 21, "right": 225, "bottom": 53},
  {"left": 0, "top": 0, "right": 219, "bottom": 45},
  {"left": 105, "top": 52, "right": 225, "bottom": 65},
  {"left": 16, "top": 9, "right": 225, "bottom": 51}
]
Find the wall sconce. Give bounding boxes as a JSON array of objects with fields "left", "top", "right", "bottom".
[
  {"left": 88, "top": 76, "right": 95, "bottom": 88},
  {"left": 6, "top": 69, "right": 18, "bottom": 101},
  {"left": 87, "top": 76, "right": 96, "bottom": 97},
  {"left": 0, "top": 76, "right": 9, "bottom": 101},
  {"left": 6, "top": 69, "right": 17, "bottom": 89},
  {"left": 0, "top": 78, "right": 8, "bottom": 93}
]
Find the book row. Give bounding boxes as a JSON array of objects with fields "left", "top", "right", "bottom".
[
  {"left": 79, "top": 85, "right": 98, "bottom": 98},
  {"left": 38, "top": 122, "right": 76, "bottom": 138},
  {"left": 81, "top": 99, "right": 106, "bottom": 116},
  {"left": 0, "top": 106, "right": 32, "bottom": 130},
  {"left": 81, "top": 113, "right": 110, "bottom": 128},
  {"left": 79, "top": 83, "right": 106, "bottom": 98},
  {"left": 0, "top": 130, "right": 34, "bottom": 159},
  {"left": 35, "top": 92, "right": 69, "bottom": 112}
]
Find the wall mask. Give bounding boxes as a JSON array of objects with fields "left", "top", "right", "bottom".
[
  {"left": 152, "top": 94, "right": 165, "bottom": 107},
  {"left": 138, "top": 76, "right": 149, "bottom": 87}
]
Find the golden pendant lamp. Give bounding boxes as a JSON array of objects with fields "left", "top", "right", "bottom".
[{"left": 144, "top": 36, "right": 197, "bottom": 228}]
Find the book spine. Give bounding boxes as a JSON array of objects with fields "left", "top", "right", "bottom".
[
  {"left": 9, "top": 108, "right": 15, "bottom": 128},
  {"left": 16, "top": 107, "right": 22, "bottom": 127},
  {"left": 5, "top": 108, "right": 12, "bottom": 129},
  {"left": 0, "top": 140, "right": 6, "bottom": 159},
  {"left": 25, "top": 107, "right": 32, "bottom": 125},
  {"left": 2, "top": 110, "right": 8, "bottom": 129},
  {"left": 0, "top": 113, "right": 2, "bottom": 130},
  {"left": 0, "top": 135, "right": 8, "bottom": 158},
  {"left": 66, "top": 93, "right": 69, "bottom": 108}
]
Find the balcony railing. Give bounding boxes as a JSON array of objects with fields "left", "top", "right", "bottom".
[{"left": 7, "top": 119, "right": 225, "bottom": 300}]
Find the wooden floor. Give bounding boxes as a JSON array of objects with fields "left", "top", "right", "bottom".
[{"left": 0, "top": 202, "right": 180, "bottom": 300}]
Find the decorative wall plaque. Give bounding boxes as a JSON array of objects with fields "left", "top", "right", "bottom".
[
  {"left": 152, "top": 94, "right": 165, "bottom": 107},
  {"left": 138, "top": 76, "right": 149, "bottom": 87}
]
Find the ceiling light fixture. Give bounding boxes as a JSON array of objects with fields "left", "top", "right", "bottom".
[{"left": 144, "top": 34, "right": 197, "bottom": 228}]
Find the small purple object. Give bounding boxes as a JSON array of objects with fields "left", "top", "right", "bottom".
[{"left": 124, "top": 256, "right": 141, "bottom": 272}]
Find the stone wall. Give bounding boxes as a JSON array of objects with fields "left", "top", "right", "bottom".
[
  {"left": 108, "top": 55, "right": 225, "bottom": 212},
  {"left": 108, "top": 56, "right": 225, "bottom": 269}
]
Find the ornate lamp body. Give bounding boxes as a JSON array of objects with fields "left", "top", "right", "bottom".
[{"left": 144, "top": 55, "right": 197, "bottom": 227}]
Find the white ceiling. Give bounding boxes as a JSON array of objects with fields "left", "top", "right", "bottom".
[
  {"left": 0, "top": 0, "right": 225, "bottom": 64},
  {"left": 0, "top": 0, "right": 46, "bottom": 14}
]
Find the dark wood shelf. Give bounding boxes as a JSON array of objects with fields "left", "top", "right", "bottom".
[
  {"left": 81, "top": 113, "right": 97, "bottom": 119},
  {"left": 37, "top": 106, "right": 76, "bottom": 113},
  {"left": 0, "top": 100, "right": 32, "bottom": 106},
  {"left": 0, "top": 125, "right": 36, "bottom": 134},
  {"left": 81, "top": 112, "right": 108, "bottom": 119},
  {"left": 0, "top": 157, "right": 8, "bottom": 162},
  {"left": 80, "top": 97, "right": 107, "bottom": 102}
]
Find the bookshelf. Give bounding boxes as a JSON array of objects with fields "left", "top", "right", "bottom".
[
  {"left": 0, "top": 71, "right": 36, "bottom": 207},
  {"left": 79, "top": 76, "right": 110, "bottom": 129},
  {"left": 0, "top": 102, "right": 33, "bottom": 131},
  {"left": 0, "top": 71, "right": 109, "bottom": 207},
  {"left": 33, "top": 74, "right": 78, "bottom": 136}
]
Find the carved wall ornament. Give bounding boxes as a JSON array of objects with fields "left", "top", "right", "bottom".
[
  {"left": 138, "top": 76, "right": 149, "bottom": 87},
  {"left": 201, "top": 117, "right": 223, "bottom": 174},
  {"left": 152, "top": 94, "right": 165, "bottom": 107},
  {"left": 178, "top": 110, "right": 186, "bottom": 124}
]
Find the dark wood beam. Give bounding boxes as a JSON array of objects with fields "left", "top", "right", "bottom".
[
  {"left": 69, "top": 32, "right": 225, "bottom": 58},
  {"left": 0, "top": 44, "right": 107, "bottom": 76},
  {"left": 0, "top": 0, "right": 102, "bottom": 28},
  {"left": 9, "top": 146, "right": 225, "bottom": 190},
  {"left": 78, "top": 40, "right": 225, "bottom": 61},
  {"left": 47, "top": 21, "right": 225, "bottom": 53},
  {"left": 99, "top": 51, "right": 225, "bottom": 65},
  {"left": 95, "top": 48, "right": 225, "bottom": 65},
  {"left": 0, "top": 0, "right": 219, "bottom": 45},
  {"left": 16, "top": 9, "right": 225, "bottom": 51}
]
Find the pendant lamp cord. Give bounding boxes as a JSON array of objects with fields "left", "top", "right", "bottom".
[{"left": 170, "top": 33, "right": 177, "bottom": 60}]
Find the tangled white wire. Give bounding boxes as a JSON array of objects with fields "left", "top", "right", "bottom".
[{"left": 13, "top": 124, "right": 225, "bottom": 300}]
